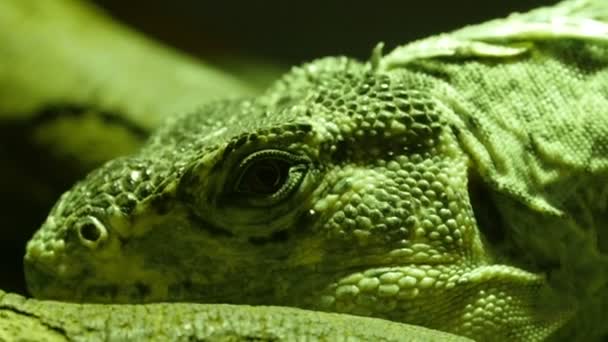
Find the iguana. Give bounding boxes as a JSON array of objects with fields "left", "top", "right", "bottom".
[
  {"left": 10, "top": 0, "right": 608, "bottom": 341},
  {"left": 3, "top": 1, "right": 464, "bottom": 341}
]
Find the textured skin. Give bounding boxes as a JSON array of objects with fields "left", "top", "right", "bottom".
[
  {"left": 0, "top": 290, "right": 470, "bottom": 342},
  {"left": 24, "top": 0, "right": 608, "bottom": 341}
]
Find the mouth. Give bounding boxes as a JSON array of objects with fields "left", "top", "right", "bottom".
[
  {"left": 24, "top": 261, "right": 157, "bottom": 303},
  {"left": 24, "top": 258, "right": 73, "bottom": 300}
]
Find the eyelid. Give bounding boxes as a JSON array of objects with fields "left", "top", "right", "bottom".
[{"left": 236, "top": 149, "right": 308, "bottom": 171}]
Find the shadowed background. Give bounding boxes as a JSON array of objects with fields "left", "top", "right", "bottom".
[{"left": 91, "top": 0, "right": 557, "bottom": 85}]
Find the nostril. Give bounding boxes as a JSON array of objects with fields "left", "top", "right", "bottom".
[
  {"left": 76, "top": 216, "right": 108, "bottom": 248},
  {"left": 80, "top": 223, "right": 101, "bottom": 241}
]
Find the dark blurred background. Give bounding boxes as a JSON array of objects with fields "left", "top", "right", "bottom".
[{"left": 91, "top": 0, "right": 557, "bottom": 83}]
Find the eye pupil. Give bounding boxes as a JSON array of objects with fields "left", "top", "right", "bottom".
[
  {"left": 241, "top": 160, "right": 288, "bottom": 194},
  {"left": 254, "top": 163, "right": 282, "bottom": 190}
]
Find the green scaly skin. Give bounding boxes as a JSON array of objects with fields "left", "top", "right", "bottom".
[
  {"left": 22, "top": 0, "right": 608, "bottom": 341},
  {"left": 0, "top": 289, "right": 470, "bottom": 342}
]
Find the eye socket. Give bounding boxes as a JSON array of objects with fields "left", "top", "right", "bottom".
[{"left": 232, "top": 150, "right": 309, "bottom": 206}]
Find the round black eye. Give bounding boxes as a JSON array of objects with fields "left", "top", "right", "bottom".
[
  {"left": 232, "top": 150, "right": 309, "bottom": 206},
  {"left": 237, "top": 159, "right": 290, "bottom": 194}
]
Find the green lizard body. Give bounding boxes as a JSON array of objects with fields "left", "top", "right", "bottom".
[{"left": 23, "top": 0, "right": 608, "bottom": 340}]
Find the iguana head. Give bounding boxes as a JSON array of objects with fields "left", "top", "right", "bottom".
[{"left": 24, "top": 57, "right": 566, "bottom": 340}]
